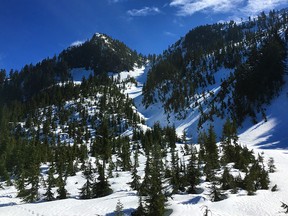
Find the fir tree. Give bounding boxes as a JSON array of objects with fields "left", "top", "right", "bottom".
[
  {"left": 144, "top": 142, "right": 166, "bottom": 216},
  {"left": 129, "top": 148, "right": 141, "bottom": 191},
  {"left": 79, "top": 161, "right": 94, "bottom": 199},
  {"left": 114, "top": 199, "right": 124, "bottom": 216},
  {"left": 170, "top": 147, "right": 181, "bottom": 193},
  {"left": 56, "top": 171, "right": 67, "bottom": 199},
  {"left": 267, "top": 157, "right": 276, "bottom": 173},
  {"left": 220, "top": 167, "right": 235, "bottom": 190},
  {"left": 43, "top": 166, "right": 55, "bottom": 201},
  {"left": 186, "top": 146, "right": 201, "bottom": 194},
  {"left": 92, "top": 163, "right": 112, "bottom": 198},
  {"left": 209, "top": 181, "right": 225, "bottom": 202},
  {"left": 132, "top": 196, "right": 147, "bottom": 216}
]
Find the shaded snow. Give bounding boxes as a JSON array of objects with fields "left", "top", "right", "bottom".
[{"left": 70, "top": 68, "right": 94, "bottom": 84}]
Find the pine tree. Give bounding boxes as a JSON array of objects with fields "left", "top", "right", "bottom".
[
  {"left": 114, "top": 199, "right": 124, "bottom": 216},
  {"left": 57, "top": 172, "right": 67, "bottom": 199},
  {"left": 144, "top": 142, "right": 166, "bottom": 216},
  {"left": 23, "top": 164, "right": 40, "bottom": 203},
  {"left": 79, "top": 161, "right": 94, "bottom": 199},
  {"left": 267, "top": 157, "right": 276, "bottom": 173},
  {"left": 120, "top": 138, "right": 131, "bottom": 171},
  {"left": 186, "top": 146, "right": 201, "bottom": 194},
  {"left": 92, "top": 163, "right": 112, "bottom": 198},
  {"left": 209, "top": 181, "right": 225, "bottom": 202},
  {"left": 16, "top": 172, "right": 29, "bottom": 199},
  {"left": 205, "top": 125, "right": 219, "bottom": 169},
  {"left": 107, "top": 158, "right": 115, "bottom": 178},
  {"left": 139, "top": 154, "right": 151, "bottom": 196},
  {"left": 221, "top": 118, "right": 238, "bottom": 164},
  {"left": 132, "top": 196, "right": 147, "bottom": 216},
  {"left": 170, "top": 147, "right": 181, "bottom": 193},
  {"left": 220, "top": 167, "right": 235, "bottom": 190},
  {"left": 129, "top": 165, "right": 141, "bottom": 192},
  {"left": 43, "top": 166, "right": 55, "bottom": 201},
  {"left": 16, "top": 143, "right": 41, "bottom": 203},
  {"left": 129, "top": 148, "right": 141, "bottom": 191}
]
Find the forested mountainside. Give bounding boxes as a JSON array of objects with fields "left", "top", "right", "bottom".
[
  {"left": 0, "top": 33, "right": 145, "bottom": 106},
  {"left": 143, "top": 9, "right": 288, "bottom": 126},
  {"left": 0, "top": 8, "right": 288, "bottom": 216}
]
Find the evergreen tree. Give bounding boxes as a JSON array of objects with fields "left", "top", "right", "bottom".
[
  {"left": 23, "top": 164, "right": 40, "bottom": 203},
  {"left": 114, "top": 199, "right": 124, "bottom": 216},
  {"left": 132, "top": 196, "right": 147, "bottom": 216},
  {"left": 205, "top": 125, "right": 219, "bottom": 169},
  {"left": 221, "top": 118, "right": 238, "bottom": 164},
  {"left": 56, "top": 171, "right": 67, "bottom": 199},
  {"left": 170, "top": 147, "right": 181, "bottom": 193},
  {"left": 129, "top": 165, "right": 141, "bottom": 192},
  {"left": 92, "top": 162, "right": 112, "bottom": 198},
  {"left": 220, "top": 167, "right": 235, "bottom": 190},
  {"left": 209, "top": 181, "right": 225, "bottom": 202},
  {"left": 43, "top": 166, "right": 55, "bottom": 201},
  {"left": 79, "top": 161, "right": 94, "bottom": 199},
  {"left": 186, "top": 146, "right": 201, "bottom": 194},
  {"left": 139, "top": 154, "right": 151, "bottom": 196},
  {"left": 144, "top": 142, "right": 166, "bottom": 216},
  {"left": 129, "top": 148, "right": 141, "bottom": 191},
  {"left": 267, "top": 157, "right": 276, "bottom": 173}
]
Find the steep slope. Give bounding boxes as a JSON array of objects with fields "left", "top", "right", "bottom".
[{"left": 141, "top": 9, "right": 288, "bottom": 143}]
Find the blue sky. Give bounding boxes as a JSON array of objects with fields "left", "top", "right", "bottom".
[{"left": 0, "top": 0, "right": 287, "bottom": 71}]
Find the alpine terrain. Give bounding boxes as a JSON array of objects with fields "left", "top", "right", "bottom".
[{"left": 0, "top": 8, "right": 288, "bottom": 216}]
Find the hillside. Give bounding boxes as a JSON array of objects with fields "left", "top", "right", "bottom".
[
  {"left": 0, "top": 8, "right": 288, "bottom": 216},
  {"left": 142, "top": 8, "right": 288, "bottom": 140}
]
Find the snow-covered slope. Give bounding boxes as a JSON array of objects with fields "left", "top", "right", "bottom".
[{"left": 1, "top": 64, "right": 288, "bottom": 216}]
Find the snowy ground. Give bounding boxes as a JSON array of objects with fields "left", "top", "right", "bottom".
[{"left": 1, "top": 65, "right": 288, "bottom": 216}]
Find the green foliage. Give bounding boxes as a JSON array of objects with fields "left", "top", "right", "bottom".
[
  {"left": 43, "top": 166, "right": 55, "bottom": 201},
  {"left": 92, "top": 163, "right": 112, "bottom": 198},
  {"left": 220, "top": 167, "right": 235, "bottom": 190},
  {"left": 267, "top": 157, "right": 276, "bottom": 173},
  {"left": 233, "top": 32, "right": 287, "bottom": 123},
  {"left": 186, "top": 147, "right": 201, "bottom": 193},
  {"left": 209, "top": 181, "right": 226, "bottom": 202},
  {"left": 79, "top": 161, "right": 94, "bottom": 199},
  {"left": 114, "top": 199, "right": 125, "bottom": 216}
]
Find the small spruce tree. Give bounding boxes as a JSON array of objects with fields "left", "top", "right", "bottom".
[{"left": 115, "top": 199, "right": 124, "bottom": 216}]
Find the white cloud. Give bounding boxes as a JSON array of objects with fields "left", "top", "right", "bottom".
[
  {"left": 241, "top": 0, "right": 288, "bottom": 15},
  {"left": 127, "top": 7, "right": 161, "bottom": 17},
  {"left": 70, "top": 40, "right": 85, "bottom": 47},
  {"left": 170, "top": 0, "right": 242, "bottom": 16},
  {"left": 170, "top": 0, "right": 288, "bottom": 17}
]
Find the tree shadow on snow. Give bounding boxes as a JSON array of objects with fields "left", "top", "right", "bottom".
[
  {"left": 253, "top": 133, "right": 288, "bottom": 150},
  {"left": 0, "top": 202, "right": 16, "bottom": 207},
  {"left": 180, "top": 196, "right": 205, "bottom": 205}
]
